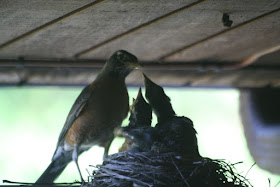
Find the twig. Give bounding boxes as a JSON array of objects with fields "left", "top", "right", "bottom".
[
  {"left": 245, "top": 162, "right": 256, "bottom": 177},
  {"left": 2, "top": 179, "right": 81, "bottom": 185},
  {"left": 169, "top": 155, "right": 190, "bottom": 187},
  {"left": 100, "top": 168, "right": 153, "bottom": 187}
]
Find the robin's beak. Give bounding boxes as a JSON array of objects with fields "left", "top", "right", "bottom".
[
  {"left": 130, "top": 98, "right": 135, "bottom": 110},
  {"left": 142, "top": 72, "right": 148, "bottom": 79},
  {"left": 137, "top": 87, "right": 142, "bottom": 97},
  {"left": 125, "top": 61, "right": 141, "bottom": 69},
  {"left": 143, "top": 73, "right": 157, "bottom": 90},
  {"left": 142, "top": 73, "right": 152, "bottom": 83}
]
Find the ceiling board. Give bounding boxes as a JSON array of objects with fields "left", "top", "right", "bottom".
[
  {"left": 80, "top": 1, "right": 280, "bottom": 62},
  {"left": 0, "top": 0, "right": 197, "bottom": 59},
  {"left": 164, "top": 9, "right": 280, "bottom": 63},
  {"left": 0, "top": 0, "right": 95, "bottom": 44},
  {"left": 0, "top": 0, "right": 280, "bottom": 87}
]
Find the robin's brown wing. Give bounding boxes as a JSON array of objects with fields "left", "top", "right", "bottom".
[{"left": 54, "top": 84, "right": 92, "bottom": 151}]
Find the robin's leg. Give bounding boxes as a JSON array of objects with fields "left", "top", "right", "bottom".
[
  {"left": 103, "top": 137, "right": 114, "bottom": 160},
  {"left": 73, "top": 145, "right": 84, "bottom": 183}
]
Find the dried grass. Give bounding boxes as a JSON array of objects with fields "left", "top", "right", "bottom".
[{"left": 87, "top": 152, "right": 252, "bottom": 187}]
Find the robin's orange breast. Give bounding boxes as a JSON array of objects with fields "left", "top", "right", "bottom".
[{"left": 65, "top": 77, "right": 129, "bottom": 148}]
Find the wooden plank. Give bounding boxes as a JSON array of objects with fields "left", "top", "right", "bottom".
[
  {"left": 254, "top": 49, "right": 280, "bottom": 66},
  {"left": 79, "top": 0, "right": 280, "bottom": 61},
  {"left": 1, "top": 66, "right": 280, "bottom": 88},
  {"left": 0, "top": 0, "right": 95, "bottom": 44},
  {"left": 164, "top": 10, "right": 280, "bottom": 62},
  {"left": 0, "top": 0, "right": 198, "bottom": 59}
]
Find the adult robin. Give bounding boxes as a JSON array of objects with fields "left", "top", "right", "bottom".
[
  {"left": 36, "top": 50, "right": 139, "bottom": 184},
  {"left": 143, "top": 74, "right": 200, "bottom": 157}
]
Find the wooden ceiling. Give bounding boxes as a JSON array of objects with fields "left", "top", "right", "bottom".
[{"left": 0, "top": 0, "right": 280, "bottom": 87}]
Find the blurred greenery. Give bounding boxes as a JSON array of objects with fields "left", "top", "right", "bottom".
[{"left": 0, "top": 87, "right": 279, "bottom": 186}]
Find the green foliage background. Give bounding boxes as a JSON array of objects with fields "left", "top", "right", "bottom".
[{"left": 0, "top": 87, "right": 279, "bottom": 186}]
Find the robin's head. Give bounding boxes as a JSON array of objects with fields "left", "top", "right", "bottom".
[
  {"left": 103, "top": 50, "right": 139, "bottom": 78},
  {"left": 143, "top": 73, "right": 176, "bottom": 122}
]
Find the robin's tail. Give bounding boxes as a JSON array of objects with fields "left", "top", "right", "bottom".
[{"left": 35, "top": 150, "right": 72, "bottom": 184}]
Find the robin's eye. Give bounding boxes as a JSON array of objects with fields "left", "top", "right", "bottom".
[{"left": 117, "top": 52, "right": 125, "bottom": 61}]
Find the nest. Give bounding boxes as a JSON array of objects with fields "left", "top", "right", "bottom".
[
  {"left": 87, "top": 152, "right": 252, "bottom": 187},
  {"left": 85, "top": 78, "right": 253, "bottom": 187}
]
